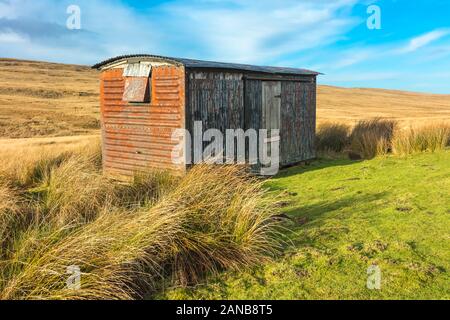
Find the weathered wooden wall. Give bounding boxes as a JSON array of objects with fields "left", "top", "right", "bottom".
[
  {"left": 185, "top": 71, "right": 245, "bottom": 161},
  {"left": 280, "top": 79, "right": 316, "bottom": 165},
  {"left": 100, "top": 65, "right": 185, "bottom": 178},
  {"left": 244, "top": 79, "right": 262, "bottom": 133},
  {"left": 244, "top": 76, "right": 317, "bottom": 166},
  {"left": 185, "top": 70, "right": 316, "bottom": 167}
]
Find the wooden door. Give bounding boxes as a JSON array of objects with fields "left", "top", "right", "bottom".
[
  {"left": 262, "top": 81, "right": 281, "bottom": 130},
  {"left": 261, "top": 81, "right": 281, "bottom": 174}
]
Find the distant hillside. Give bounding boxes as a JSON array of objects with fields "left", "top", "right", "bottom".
[
  {"left": 1, "top": 58, "right": 449, "bottom": 139},
  {"left": 0, "top": 58, "right": 99, "bottom": 138},
  {"left": 317, "top": 85, "right": 450, "bottom": 125}
]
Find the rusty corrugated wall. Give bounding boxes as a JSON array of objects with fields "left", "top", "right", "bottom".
[{"left": 100, "top": 66, "right": 185, "bottom": 178}]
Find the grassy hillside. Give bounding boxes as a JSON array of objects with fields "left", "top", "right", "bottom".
[
  {"left": 0, "top": 59, "right": 99, "bottom": 138},
  {"left": 317, "top": 86, "right": 450, "bottom": 126},
  {"left": 164, "top": 151, "right": 450, "bottom": 300},
  {"left": 1, "top": 58, "right": 449, "bottom": 139}
]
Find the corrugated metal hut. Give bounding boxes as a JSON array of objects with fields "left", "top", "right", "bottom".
[{"left": 93, "top": 54, "right": 320, "bottom": 178}]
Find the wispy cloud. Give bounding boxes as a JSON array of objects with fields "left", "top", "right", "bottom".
[
  {"left": 0, "top": 0, "right": 362, "bottom": 64},
  {"left": 0, "top": 30, "right": 27, "bottom": 43},
  {"left": 399, "top": 29, "right": 450, "bottom": 53},
  {"left": 157, "top": 0, "right": 360, "bottom": 63},
  {"left": 312, "top": 28, "right": 450, "bottom": 73},
  {"left": 0, "top": 0, "right": 450, "bottom": 93}
]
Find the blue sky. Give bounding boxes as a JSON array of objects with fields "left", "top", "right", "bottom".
[{"left": 1, "top": 0, "right": 450, "bottom": 93}]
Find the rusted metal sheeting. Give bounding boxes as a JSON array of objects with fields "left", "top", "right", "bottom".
[
  {"left": 123, "top": 63, "right": 152, "bottom": 77},
  {"left": 123, "top": 77, "right": 149, "bottom": 102},
  {"left": 100, "top": 66, "right": 185, "bottom": 179}
]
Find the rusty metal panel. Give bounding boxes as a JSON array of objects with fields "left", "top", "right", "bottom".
[
  {"left": 122, "top": 77, "right": 149, "bottom": 103},
  {"left": 123, "top": 63, "right": 151, "bottom": 77},
  {"left": 100, "top": 65, "right": 186, "bottom": 179}
]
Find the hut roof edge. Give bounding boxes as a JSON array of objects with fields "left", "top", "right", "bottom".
[{"left": 92, "top": 54, "right": 321, "bottom": 76}]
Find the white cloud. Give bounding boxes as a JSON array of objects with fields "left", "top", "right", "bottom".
[
  {"left": 0, "top": 0, "right": 163, "bottom": 64},
  {"left": 327, "top": 49, "right": 374, "bottom": 69},
  {"left": 0, "top": 30, "right": 27, "bottom": 43},
  {"left": 0, "top": 0, "right": 364, "bottom": 65},
  {"left": 0, "top": 0, "right": 449, "bottom": 94},
  {"left": 160, "top": 0, "right": 360, "bottom": 63},
  {"left": 400, "top": 29, "right": 450, "bottom": 53},
  {"left": 309, "top": 28, "right": 450, "bottom": 73}
]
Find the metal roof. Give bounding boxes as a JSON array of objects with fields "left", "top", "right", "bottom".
[{"left": 92, "top": 54, "right": 320, "bottom": 76}]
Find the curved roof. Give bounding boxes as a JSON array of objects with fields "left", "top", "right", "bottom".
[{"left": 92, "top": 54, "right": 320, "bottom": 76}]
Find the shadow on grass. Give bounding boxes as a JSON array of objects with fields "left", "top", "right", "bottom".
[
  {"left": 279, "top": 191, "right": 389, "bottom": 248},
  {"left": 285, "top": 191, "right": 388, "bottom": 220},
  {"left": 277, "top": 157, "right": 363, "bottom": 179}
]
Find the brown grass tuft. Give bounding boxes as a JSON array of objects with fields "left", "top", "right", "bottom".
[
  {"left": 392, "top": 123, "right": 450, "bottom": 156},
  {"left": 160, "top": 164, "right": 282, "bottom": 286},
  {"left": 0, "top": 156, "right": 282, "bottom": 299},
  {"left": 0, "top": 183, "right": 20, "bottom": 252},
  {"left": 349, "top": 118, "right": 397, "bottom": 159},
  {"left": 316, "top": 122, "right": 350, "bottom": 153}
]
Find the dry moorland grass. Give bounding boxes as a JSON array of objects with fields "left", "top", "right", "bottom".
[
  {"left": 0, "top": 58, "right": 99, "bottom": 138},
  {"left": 0, "top": 140, "right": 282, "bottom": 300},
  {"left": 316, "top": 119, "right": 450, "bottom": 159},
  {"left": 317, "top": 85, "right": 450, "bottom": 126}
]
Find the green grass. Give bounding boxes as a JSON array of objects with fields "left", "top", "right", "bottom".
[{"left": 163, "top": 151, "right": 450, "bottom": 300}]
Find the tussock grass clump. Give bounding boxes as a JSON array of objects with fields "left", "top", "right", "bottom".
[
  {"left": 0, "top": 207, "right": 182, "bottom": 300},
  {"left": 317, "top": 120, "right": 449, "bottom": 160},
  {"left": 34, "top": 155, "right": 112, "bottom": 226},
  {"left": 0, "top": 183, "right": 20, "bottom": 252},
  {"left": 0, "top": 150, "right": 70, "bottom": 187},
  {"left": 349, "top": 119, "right": 397, "bottom": 159},
  {"left": 0, "top": 138, "right": 102, "bottom": 188},
  {"left": 316, "top": 122, "right": 350, "bottom": 153},
  {"left": 159, "top": 165, "right": 282, "bottom": 286},
  {"left": 114, "top": 171, "right": 178, "bottom": 209},
  {"left": 392, "top": 123, "right": 450, "bottom": 156},
  {"left": 0, "top": 158, "right": 281, "bottom": 299}
]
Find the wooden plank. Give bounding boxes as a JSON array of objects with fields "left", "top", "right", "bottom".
[
  {"left": 244, "top": 74, "right": 315, "bottom": 82},
  {"left": 279, "top": 80, "right": 317, "bottom": 165},
  {"left": 262, "top": 81, "right": 281, "bottom": 131}
]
